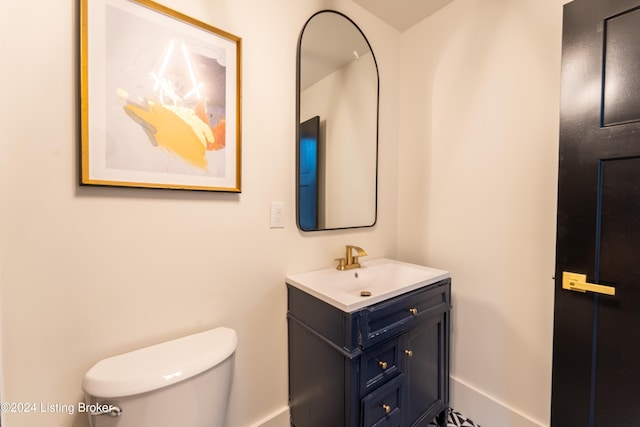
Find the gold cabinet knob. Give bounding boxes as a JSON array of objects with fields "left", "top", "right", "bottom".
[
  {"left": 379, "top": 360, "right": 388, "bottom": 369},
  {"left": 382, "top": 404, "right": 391, "bottom": 414},
  {"left": 409, "top": 308, "right": 418, "bottom": 315},
  {"left": 405, "top": 349, "right": 413, "bottom": 357}
]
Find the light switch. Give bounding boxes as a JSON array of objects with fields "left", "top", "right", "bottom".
[{"left": 270, "top": 202, "right": 285, "bottom": 228}]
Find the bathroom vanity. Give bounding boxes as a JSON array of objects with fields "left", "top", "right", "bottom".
[{"left": 286, "top": 258, "right": 451, "bottom": 427}]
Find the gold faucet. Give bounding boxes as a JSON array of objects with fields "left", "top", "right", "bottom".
[{"left": 336, "top": 245, "right": 367, "bottom": 270}]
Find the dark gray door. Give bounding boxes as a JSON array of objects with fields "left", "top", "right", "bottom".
[{"left": 552, "top": 1, "right": 640, "bottom": 425}]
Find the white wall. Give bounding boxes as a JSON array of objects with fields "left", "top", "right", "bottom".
[
  {"left": 397, "top": 0, "right": 566, "bottom": 425},
  {"left": 0, "top": 1, "right": 400, "bottom": 426}
]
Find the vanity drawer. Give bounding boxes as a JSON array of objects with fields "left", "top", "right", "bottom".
[
  {"left": 361, "top": 279, "right": 450, "bottom": 349},
  {"left": 361, "top": 337, "right": 402, "bottom": 394},
  {"left": 361, "top": 374, "right": 404, "bottom": 427}
]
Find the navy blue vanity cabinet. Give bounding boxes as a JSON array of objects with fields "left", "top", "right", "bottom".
[{"left": 287, "top": 278, "right": 451, "bottom": 427}]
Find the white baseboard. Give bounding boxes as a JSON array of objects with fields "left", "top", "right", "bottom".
[
  {"left": 248, "top": 378, "right": 549, "bottom": 427},
  {"left": 451, "top": 376, "right": 548, "bottom": 427},
  {"left": 248, "top": 406, "right": 290, "bottom": 427}
]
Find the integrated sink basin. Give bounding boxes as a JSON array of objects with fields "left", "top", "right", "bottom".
[{"left": 286, "top": 257, "right": 450, "bottom": 312}]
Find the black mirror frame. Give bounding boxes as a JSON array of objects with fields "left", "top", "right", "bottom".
[{"left": 295, "top": 10, "right": 380, "bottom": 232}]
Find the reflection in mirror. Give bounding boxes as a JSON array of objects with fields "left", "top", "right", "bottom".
[{"left": 296, "top": 10, "right": 379, "bottom": 231}]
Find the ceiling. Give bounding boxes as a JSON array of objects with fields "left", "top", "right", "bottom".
[{"left": 353, "top": 0, "right": 455, "bottom": 32}]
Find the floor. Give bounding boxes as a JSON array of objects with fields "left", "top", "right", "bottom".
[{"left": 428, "top": 408, "right": 481, "bottom": 427}]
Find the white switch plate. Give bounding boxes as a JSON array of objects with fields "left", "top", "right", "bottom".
[{"left": 270, "top": 202, "right": 286, "bottom": 228}]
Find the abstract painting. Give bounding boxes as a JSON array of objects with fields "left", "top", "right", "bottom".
[{"left": 81, "top": 0, "right": 241, "bottom": 191}]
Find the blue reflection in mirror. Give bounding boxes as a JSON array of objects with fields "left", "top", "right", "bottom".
[{"left": 298, "top": 116, "right": 320, "bottom": 230}]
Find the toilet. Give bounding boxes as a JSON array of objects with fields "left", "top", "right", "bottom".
[{"left": 82, "top": 327, "right": 237, "bottom": 427}]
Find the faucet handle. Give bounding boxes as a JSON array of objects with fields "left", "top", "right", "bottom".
[{"left": 335, "top": 258, "right": 347, "bottom": 270}]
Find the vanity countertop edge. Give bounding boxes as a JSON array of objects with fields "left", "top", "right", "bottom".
[{"left": 285, "top": 257, "right": 451, "bottom": 313}]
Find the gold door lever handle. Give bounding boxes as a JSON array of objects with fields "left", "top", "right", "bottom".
[{"left": 562, "top": 272, "right": 615, "bottom": 296}]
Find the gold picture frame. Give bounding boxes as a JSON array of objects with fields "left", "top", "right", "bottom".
[{"left": 80, "top": 0, "right": 241, "bottom": 192}]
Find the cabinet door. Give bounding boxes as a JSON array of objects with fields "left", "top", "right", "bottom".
[{"left": 404, "top": 313, "right": 448, "bottom": 426}]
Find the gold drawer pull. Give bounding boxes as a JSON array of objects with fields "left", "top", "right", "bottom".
[
  {"left": 409, "top": 308, "right": 418, "bottom": 315},
  {"left": 379, "top": 360, "right": 388, "bottom": 369},
  {"left": 405, "top": 349, "right": 413, "bottom": 357},
  {"left": 382, "top": 404, "right": 391, "bottom": 414}
]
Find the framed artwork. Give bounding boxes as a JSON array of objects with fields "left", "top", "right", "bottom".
[{"left": 80, "top": 0, "right": 242, "bottom": 192}]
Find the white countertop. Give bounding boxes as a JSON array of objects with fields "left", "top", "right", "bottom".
[{"left": 286, "top": 257, "right": 450, "bottom": 312}]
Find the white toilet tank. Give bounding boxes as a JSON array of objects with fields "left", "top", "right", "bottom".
[{"left": 82, "top": 327, "right": 237, "bottom": 427}]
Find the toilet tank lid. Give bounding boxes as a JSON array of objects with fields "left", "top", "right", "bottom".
[{"left": 82, "top": 327, "right": 237, "bottom": 398}]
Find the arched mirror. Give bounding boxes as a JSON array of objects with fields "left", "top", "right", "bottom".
[{"left": 296, "top": 10, "right": 379, "bottom": 231}]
